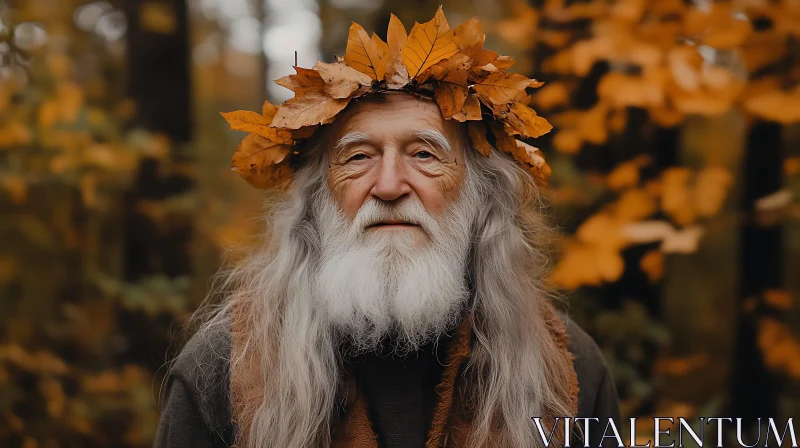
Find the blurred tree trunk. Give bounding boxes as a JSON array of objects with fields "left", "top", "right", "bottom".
[
  {"left": 730, "top": 120, "right": 782, "bottom": 424},
  {"left": 122, "top": 0, "right": 193, "bottom": 369}
]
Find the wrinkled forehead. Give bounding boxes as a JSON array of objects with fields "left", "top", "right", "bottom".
[{"left": 330, "top": 92, "right": 461, "bottom": 145}]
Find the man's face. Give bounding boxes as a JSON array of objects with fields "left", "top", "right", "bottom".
[{"left": 327, "top": 93, "right": 467, "bottom": 245}]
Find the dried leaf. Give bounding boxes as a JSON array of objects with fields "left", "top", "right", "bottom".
[
  {"left": 315, "top": 60, "right": 373, "bottom": 98},
  {"left": 452, "top": 95, "right": 482, "bottom": 122},
  {"left": 504, "top": 102, "right": 553, "bottom": 138},
  {"left": 434, "top": 69, "right": 469, "bottom": 119},
  {"left": 262, "top": 100, "right": 278, "bottom": 119},
  {"left": 345, "top": 22, "right": 384, "bottom": 81},
  {"left": 220, "top": 110, "right": 293, "bottom": 143},
  {"left": 473, "top": 72, "right": 532, "bottom": 112},
  {"left": 271, "top": 93, "right": 351, "bottom": 129},
  {"left": 385, "top": 53, "right": 410, "bottom": 89},
  {"left": 454, "top": 17, "right": 484, "bottom": 51},
  {"left": 402, "top": 7, "right": 459, "bottom": 79},
  {"left": 274, "top": 66, "right": 325, "bottom": 97},
  {"left": 387, "top": 14, "right": 407, "bottom": 55},
  {"left": 371, "top": 33, "right": 390, "bottom": 81},
  {"left": 468, "top": 122, "right": 492, "bottom": 156},
  {"left": 232, "top": 134, "right": 293, "bottom": 189}
]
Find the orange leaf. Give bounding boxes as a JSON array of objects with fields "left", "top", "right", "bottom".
[
  {"left": 467, "top": 121, "right": 492, "bottom": 156},
  {"left": 454, "top": 17, "right": 483, "bottom": 51},
  {"left": 344, "top": 22, "right": 383, "bottom": 81},
  {"left": 434, "top": 69, "right": 469, "bottom": 119},
  {"left": 231, "top": 133, "right": 293, "bottom": 189},
  {"left": 220, "top": 110, "right": 293, "bottom": 143},
  {"left": 314, "top": 60, "right": 372, "bottom": 98},
  {"left": 371, "top": 33, "right": 390, "bottom": 81},
  {"left": 274, "top": 66, "right": 325, "bottom": 97},
  {"left": 387, "top": 14, "right": 407, "bottom": 55},
  {"left": 417, "top": 52, "right": 472, "bottom": 84},
  {"left": 492, "top": 55, "right": 515, "bottom": 70},
  {"left": 504, "top": 102, "right": 553, "bottom": 138},
  {"left": 262, "top": 100, "right": 278, "bottom": 119},
  {"left": 473, "top": 72, "right": 532, "bottom": 112},
  {"left": 452, "top": 95, "right": 482, "bottom": 122},
  {"left": 271, "top": 92, "right": 350, "bottom": 129},
  {"left": 402, "top": 7, "right": 459, "bottom": 79}
]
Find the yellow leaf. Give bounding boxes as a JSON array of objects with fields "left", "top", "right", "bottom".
[
  {"left": 371, "top": 33, "right": 390, "bottom": 81},
  {"left": 274, "top": 66, "right": 325, "bottom": 97},
  {"left": 315, "top": 60, "right": 372, "bottom": 98},
  {"left": 271, "top": 92, "right": 350, "bottom": 129},
  {"left": 402, "top": 7, "right": 459, "bottom": 79},
  {"left": 454, "top": 17, "right": 483, "bottom": 51},
  {"left": 232, "top": 134, "right": 293, "bottom": 189},
  {"left": 467, "top": 121, "right": 492, "bottom": 156},
  {"left": 220, "top": 110, "right": 293, "bottom": 143},
  {"left": 387, "top": 14, "right": 407, "bottom": 55},
  {"left": 504, "top": 102, "right": 553, "bottom": 138},
  {"left": 344, "top": 22, "right": 384, "bottom": 81}
]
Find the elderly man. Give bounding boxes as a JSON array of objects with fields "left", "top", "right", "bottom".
[{"left": 156, "top": 9, "right": 620, "bottom": 448}]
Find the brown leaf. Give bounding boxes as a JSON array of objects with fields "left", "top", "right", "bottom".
[
  {"left": 274, "top": 66, "right": 325, "bottom": 97},
  {"left": 489, "top": 122, "right": 518, "bottom": 154},
  {"left": 452, "top": 95, "right": 482, "bottom": 122},
  {"left": 473, "top": 72, "right": 532, "bottom": 112},
  {"left": 402, "top": 7, "right": 459, "bottom": 79},
  {"left": 492, "top": 55, "right": 516, "bottom": 69},
  {"left": 271, "top": 92, "right": 350, "bottom": 129},
  {"left": 385, "top": 53, "right": 410, "bottom": 89},
  {"left": 467, "top": 121, "right": 492, "bottom": 156},
  {"left": 434, "top": 68, "right": 469, "bottom": 119},
  {"left": 220, "top": 110, "right": 293, "bottom": 143},
  {"left": 387, "top": 14, "right": 407, "bottom": 55},
  {"left": 314, "top": 60, "right": 372, "bottom": 98},
  {"left": 504, "top": 102, "right": 553, "bottom": 138},
  {"left": 231, "top": 133, "right": 293, "bottom": 189},
  {"left": 345, "top": 22, "right": 384, "bottom": 81}
]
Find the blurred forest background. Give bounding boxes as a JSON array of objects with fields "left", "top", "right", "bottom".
[{"left": 0, "top": 0, "right": 798, "bottom": 446}]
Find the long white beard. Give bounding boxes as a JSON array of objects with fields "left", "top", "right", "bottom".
[{"left": 313, "top": 187, "right": 479, "bottom": 354}]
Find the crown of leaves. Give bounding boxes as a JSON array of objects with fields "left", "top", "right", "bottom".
[{"left": 221, "top": 7, "right": 554, "bottom": 190}]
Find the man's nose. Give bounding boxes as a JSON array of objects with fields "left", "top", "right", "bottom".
[{"left": 370, "top": 152, "right": 412, "bottom": 202}]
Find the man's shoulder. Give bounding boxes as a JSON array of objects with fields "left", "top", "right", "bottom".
[
  {"left": 556, "top": 311, "right": 617, "bottom": 419},
  {"left": 165, "top": 322, "right": 233, "bottom": 435}
]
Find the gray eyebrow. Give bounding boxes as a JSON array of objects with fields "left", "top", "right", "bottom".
[
  {"left": 334, "top": 132, "right": 370, "bottom": 158},
  {"left": 416, "top": 129, "right": 451, "bottom": 154}
]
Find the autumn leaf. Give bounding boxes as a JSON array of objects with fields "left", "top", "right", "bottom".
[
  {"left": 271, "top": 92, "right": 350, "bottom": 129},
  {"left": 385, "top": 53, "right": 410, "bottom": 89},
  {"left": 454, "top": 17, "right": 484, "bottom": 51},
  {"left": 452, "top": 95, "right": 482, "bottom": 122},
  {"left": 433, "top": 68, "right": 469, "bottom": 118},
  {"left": 473, "top": 72, "right": 533, "bottom": 112},
  {"left": 314, "top": 60, "right": 372, "bottom": 98},
  {"left": 231, "top": 133, "right": 293, "bottom": 189},
  {"left": 370, "top": 34, "right": 390, "bottom": 81},
  {"left": 504, "top": 102, "right": 553, "bottom": 138},
  {"left": 220, "top": 110, "right": 293, "bottom": 144},
  {"left": 262, "top": 100, "right": 278, "bottom": 119},
  {"left": 387, "top": 14, "right": 407, "bottom": 54},
  {"left": 402, "top": 7, "right": 459, "bottom": 79},
  {"left": 467, "top": 121, "right": 492, "bottom": 156},
  {"left": 344, "top": 22, "right": 384, "bottom": 81},
  {"left": 274, "top": 66, "right": 325, "bottom": 97}
]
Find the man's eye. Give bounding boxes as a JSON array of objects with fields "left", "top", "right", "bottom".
[
  {"left": 347, "top": 153, "right": 368, "bottom": 162},
  {"left": 415, "top": 151, "right": 433, "bottom": 160}
]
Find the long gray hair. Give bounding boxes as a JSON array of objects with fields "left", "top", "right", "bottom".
[{"left": 189, "top": 123, "right": 574, "bottom": 448}]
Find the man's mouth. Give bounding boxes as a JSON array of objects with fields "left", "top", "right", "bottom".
[{"left": 366, "top": 220, "right": 420, "bottom": 230}]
